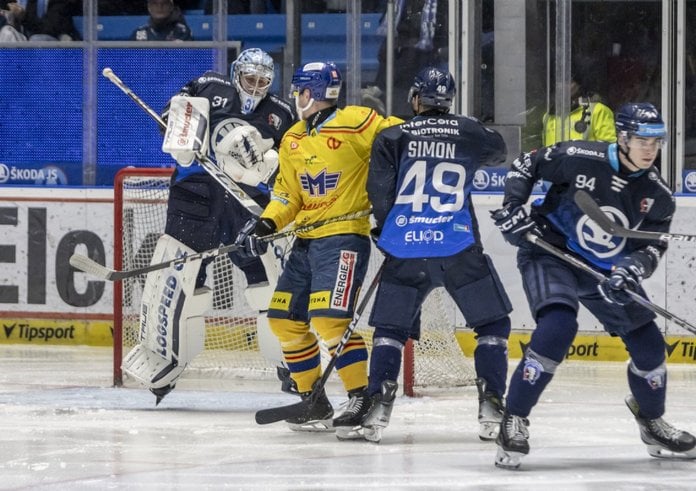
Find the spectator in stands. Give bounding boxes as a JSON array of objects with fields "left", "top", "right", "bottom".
[
  {"left": 542, "top": 72, "right": 616, "bottom": 146},
  {"left": 22, "top": 0, "right": 82, "bottom": 41},
  {"left": 361, "top": 0, "right": 448, "bottom": 118},
  {"left": 0, "top": 2, "right": 28, "bottom": 41},
  {"left": 130, "top": 0, "right": 192, "bottom": 41}
]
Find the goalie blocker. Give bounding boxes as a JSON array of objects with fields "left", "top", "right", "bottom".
[{"left": 122, "top": 234, "right": 212, "bottom": 404}]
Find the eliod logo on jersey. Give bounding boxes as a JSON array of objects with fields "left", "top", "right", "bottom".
[{"left": 404, "top": 229, "right": 444, "bottom": 243}]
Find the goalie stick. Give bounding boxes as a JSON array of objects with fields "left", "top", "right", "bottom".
[
  {"left": 70, "top": 209, "right": 371, "bottom": 281},
  {"left": 255, "top": 260, "right": 385, "bottom": 425},
  {"left": 574, "top": 190, "right": 696, "bottom": 243},
  {"left": 526, "top": 233, "right": 696, "bottom": 335},
  {"left": 101, "top": 67, "right": 263, "bottom": 216}
]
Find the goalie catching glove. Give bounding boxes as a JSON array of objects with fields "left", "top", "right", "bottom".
[
  {"left": 215, "top": 125, "right": 278, "bottom": 187},
  {"left": 234, "top": 217, "right": 277, "bottom": 259}
]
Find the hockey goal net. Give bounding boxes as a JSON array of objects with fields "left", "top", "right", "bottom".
[{"left": 113, "top": 167, "right": 475, "bottom": 395}]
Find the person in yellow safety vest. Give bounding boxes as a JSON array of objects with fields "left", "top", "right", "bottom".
[{"left": 542, "top": 75, "right": 616, "bottom": 146}]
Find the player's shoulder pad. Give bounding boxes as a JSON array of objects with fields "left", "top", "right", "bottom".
[
  {"left": 554, "top": 140, "right": 610, "bottom": 162},
  {"left": 267, "top": 94, "right": 294, "bottom": 118}
]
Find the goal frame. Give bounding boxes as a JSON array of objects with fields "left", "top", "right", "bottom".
[{"left": 113, "top": 167, "right": 454, "bottom": 397}]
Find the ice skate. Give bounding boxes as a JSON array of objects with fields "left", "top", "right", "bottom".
[
  {"left": 625, "top": 395, "right": 696, "bottom": 459},
  {"left": 362, "top": 380, "right": 399, "bottom": 443},
  {"left": 286, "top": 387, "right": 334, "bottom": 432},
  {"left": 494, "top": 411, "right": 530, "bottom": 469},
  {"left": 151, "top": 384, "right": 175, "bottom": 406},
  {"left": 333, "top": 387, "right": 371, "bottom": 440},
  {"left": 476, "top": 378, "right": 504, "bottom": 441},
  {"left": 276, "top": 366, "right": 299, "bottom": 396}
]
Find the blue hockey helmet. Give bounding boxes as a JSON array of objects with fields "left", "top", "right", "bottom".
[
  {"left": 231, "top": 48, "right": 274, "bottom": 114},
  {"left": 407, "top": 66, "right": 456, "bottom": 109},
  {"left": 290, "top": 61, "right": 342, "bottom": 102},
  {"left": 615, "top": 102, "right": 666, "bottom": 139}
]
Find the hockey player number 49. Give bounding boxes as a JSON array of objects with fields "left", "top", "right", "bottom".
[{"left": 394, "top": 161, "right": 466, "bottom": 213}]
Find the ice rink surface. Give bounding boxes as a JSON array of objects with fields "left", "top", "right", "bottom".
[{"left": 1, "top": 345, "right": 695, "bottom": 490}]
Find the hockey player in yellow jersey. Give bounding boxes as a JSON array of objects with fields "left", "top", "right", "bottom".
[{"left": 235, "top": 61, "right": 402, "bottom": 436}]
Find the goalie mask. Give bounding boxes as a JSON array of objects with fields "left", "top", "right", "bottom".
[{"left": 231, "top": 48, "right": 274, "bottom": 115}]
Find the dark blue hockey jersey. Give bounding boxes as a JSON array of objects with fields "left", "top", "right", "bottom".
[
  {"left": 368, "top": 113, "right": 507, "bottom": 258},
  {"left": 163, "top": 71, "right": 295, "bottom": 195},
  {"left": 503, "top": 140, "right": 675, "bottom": 271}
]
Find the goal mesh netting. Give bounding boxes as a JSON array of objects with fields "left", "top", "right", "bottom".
[{"left": 113, "top": 168, "right": 475, "bottom": 395}]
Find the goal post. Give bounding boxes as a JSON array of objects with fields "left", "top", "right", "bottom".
[{"left": 113, "top": 167, "right": 475, "bottom": 395}]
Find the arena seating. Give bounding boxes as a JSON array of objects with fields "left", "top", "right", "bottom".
[{"left": 73, "top": 13, "right": 382, "bottom": 78}]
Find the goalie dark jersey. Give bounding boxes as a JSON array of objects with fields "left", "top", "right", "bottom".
[
  {"left": 503, "top": 140, "right": 675, "bottom": 271},
  {"left": 163, "top": 71, "right": 295, "bottom": 188},
  {"left": 369, "top": 113, "right": 507, "bottom": 258}
]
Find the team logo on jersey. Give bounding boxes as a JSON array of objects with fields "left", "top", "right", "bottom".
[
  {"left": 267, "top": 113, "right": 282, "bottom": 130},
  {"left": 576, "top": 206, "right": 627, "bottom": 259},
  {"left": 472, "top": 169, "right": 489, "bottom": 190},
  {"left": 211, "top": 117, "right": 249, "bottom": 149},
  {"left": 640, "top": 198, "right": 655, "bottom": 214},
  {"left": 327, "top": 137, "right": 342, "bottom": 150},
  {"left": 331, "top": 250, "right": 357, "bottom": 311},
  {"left": 300, "top": 169, "right": 341, "bottom": 196}
]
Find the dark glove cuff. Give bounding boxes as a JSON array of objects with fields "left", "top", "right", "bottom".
[
  {"left": 255, "top": 217, "right": 277, "bottom": 237},
  {"left": 628, "top": 248, "right": 660, "bottom": 279}
]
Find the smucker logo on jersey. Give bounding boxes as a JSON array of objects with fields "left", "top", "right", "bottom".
[
  {"left": 331, "top": 250, "right": 357, "bottom": 311},
  {"left": 576, "top": 206, "right": 627, "bottom": 259}
]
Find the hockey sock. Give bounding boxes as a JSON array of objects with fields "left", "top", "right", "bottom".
[
  {"left": 506, "top": 305, "right": 576, "bottom": 417},
  {"left": 473, "top": 317, "right": 511, "bottom": 398},
  {"left": 367, "top": 327, "right": 408, "bottom": 396},
  {"left": 313, "top": 316, "right": 368, "bottom": 392},
  {"left": 623, "top": 321, "right": 667, "bottom": 419}
]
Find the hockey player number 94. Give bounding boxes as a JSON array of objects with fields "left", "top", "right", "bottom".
[{"left": 394, "top": 161, "right": 466, "bottom": 213}]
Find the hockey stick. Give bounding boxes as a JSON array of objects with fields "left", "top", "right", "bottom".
[
  {"left": 255, "top": 260, "right": 385, "bottom": 425},
  {"left": 70, "top": 209, "right": 371, "bottom": 281},
  {"left": 526, "top": 234, "right": 696, "bottom": 334},
  {"left": 574, "top": 190, "right": 696, "bottom": 243},
  {"left": 102, "top": 67, "right": 263, "bottom": 216}
]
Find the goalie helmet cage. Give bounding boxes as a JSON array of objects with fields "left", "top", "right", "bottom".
[{"left": 113, "top": 167, "right": 475, "bottom": 396}]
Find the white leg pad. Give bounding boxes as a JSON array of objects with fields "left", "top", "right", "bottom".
[
  {"left": 256, "top": 313, "right": 285, "bottom": 367},
  {"left": 122, "top": 234, "right": 212, "bottom": 390}
]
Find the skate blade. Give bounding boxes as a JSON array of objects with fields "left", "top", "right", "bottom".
[
  {"left": 646, "top": 444, "right": 696, "bottom": 459},
  {"left": 335, "top": 425, "right": 365, "bottom": 441},
  {"left": 479, "top": 421, "right": 501, "bottom": 441},
  {"left": 363, "top": 425, "right": 383, "bottom": 443},
  {"left": 494, "top": 446, "right": 525, "bottom": 469},
  {"left": 288, "top": 419, "right": 334, "bottom": 433}
]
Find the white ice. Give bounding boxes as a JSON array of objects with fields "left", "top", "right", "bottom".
[{"left": 1, "top": 345, "right": 695, "bottom": 490}]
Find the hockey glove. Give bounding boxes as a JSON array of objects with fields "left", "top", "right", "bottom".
[
  {"left": 234, "top": 217, "right": 277, "bottom": 259},
  {"left": 597, "top": 253, "right": 647, "bottom": 306},
  {"left": 491, "top": 204, "right": 541, "bottom": 247}
]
